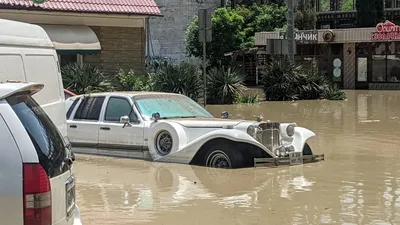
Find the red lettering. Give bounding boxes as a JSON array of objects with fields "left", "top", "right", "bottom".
[{"left": 375, "top": 20, "right": 399, "bottom": 33}]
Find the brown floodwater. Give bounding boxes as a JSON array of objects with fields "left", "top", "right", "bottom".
[{"left": 73, "top": 90, "right": 400, "bottom": 225}]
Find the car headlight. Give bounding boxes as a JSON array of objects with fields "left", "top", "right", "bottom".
[
  {"left": 275, "top": 146, "right": 287, "bottom": 157},
  {"left": 286, "top": 124, "right": 295, "bottom": 137},
  {"left": 247, "top": 125, "right": 256, "bottom": 137},
  {"left": 285, "top": 145, "right": 295, "bottom": 153},
  {"left": 279, "top": 146, "right": 286, "bottom": 156}
]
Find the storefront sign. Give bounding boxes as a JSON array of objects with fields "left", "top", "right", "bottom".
[
  {"left": 371, "top": 20, "right": 400, "bottom": 40},
  {"left": 279, "top": 30, "right": 318, "bottom": 44}
]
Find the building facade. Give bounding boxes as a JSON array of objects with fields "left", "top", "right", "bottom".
[
  {"left": 0, "top": 0, "right": 161, "bottom": 76},
  {"left": 147, "top": 0, "right": 221, "bottom": 62},
  {"left": 255, "top": 20, "right": 400, "bottom": 90}
]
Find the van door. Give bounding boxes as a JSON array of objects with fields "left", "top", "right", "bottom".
[{"left": 68, "top": 96, "right": 105, "bottom": 150}]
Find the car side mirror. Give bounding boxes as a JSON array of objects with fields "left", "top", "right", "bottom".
[
  {"left": 152, "top": 112, "right": 160, "bottom": 122},
  {"left": 119, "top": 115, "right": 132, "bottom": 128}
]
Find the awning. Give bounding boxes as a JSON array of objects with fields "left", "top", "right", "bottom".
[{"left": 40, "top": 25, "right": 101, "bottom": 55}]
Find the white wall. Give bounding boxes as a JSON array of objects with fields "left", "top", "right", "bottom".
[{"left": 148, "top": 0, "right": 221, "bottom": 62}]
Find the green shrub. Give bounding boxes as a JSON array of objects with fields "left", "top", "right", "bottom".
[
  {"left": 261, "top": 57, "right": 303, "bottom": 101},
  {"left": 151, "top": 62, "right": 202, "bottom": 101},
  {"left": 234, "top": 94, "right": 259, "bottom": 104},
  {"left": 206, "top": 67, "right": 247, "bottom": 104},
  {"left": 322, "top": 85, "right": 347, "bottom": 100},
  {"left": 115, "top": 68, "right": 152, "bottom": 91},
  {"left": 261, "top": 57, "right": 346, "bottom": 101},
  {"left": 61, "top": 63, "right": 108, "bottom": 94}
]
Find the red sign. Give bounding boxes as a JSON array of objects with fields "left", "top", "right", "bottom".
[{"left": 371, "top": 20, "right": 400, "bottom": 40}]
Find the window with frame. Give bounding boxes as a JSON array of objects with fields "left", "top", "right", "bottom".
[
  {"left": 104, "top": 97, "right": 138, "bottom": 123},
  {"left": 74, "top": 96, "right": 105, "bottom": 121},
  {"left": 59, "top": 54, "right": 83, "bottom": 67},
  {"left": 371, "top": 42, "right": 400, "bottom": 82},
  {"left": 66, "top": 98, "right": 80, "bottom": 119}
]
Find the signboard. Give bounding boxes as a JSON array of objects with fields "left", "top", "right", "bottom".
[
  {"left": 371, "top": 20, "right": 400, "bottom": 40},
  {"left": 198, "top": 8, "right": 212, "bottom": 43},
  {"left": 279, "top": 30, "right": 318, "bottom": 44},
  {"left": 266, "top": 39, "right": 296, "bottom": 55}
]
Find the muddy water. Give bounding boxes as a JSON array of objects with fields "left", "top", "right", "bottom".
[{"left": 74, "top": 90, "right": 400, "bottom": 225}]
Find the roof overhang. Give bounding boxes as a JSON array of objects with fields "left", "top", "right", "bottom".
[
  {"left": 40, "top": 24, "right": 101, "bottom": 55},
  {"left": 0, "top": 9, "right": 147, "bottom": 27}
]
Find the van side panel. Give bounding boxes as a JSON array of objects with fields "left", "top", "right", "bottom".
[
  {"left": 0, "top": 46, "right": 67, "bottom": 137},
  {"left": 0, "top": 108, "right": 24, "bottom": 225},
  {"left": 0, "top": 53, "right": 26, "bottom": 82},
  {"left": 24, "top": 53, "right": 67, "bottom": 137}
]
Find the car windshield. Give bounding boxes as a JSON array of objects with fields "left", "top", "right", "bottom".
[
  {"left": 133, "top": 94, "right": 214, "bottom": 119},
  {"left": 7, "top": 93, "right": 69, "bottom": 178}
]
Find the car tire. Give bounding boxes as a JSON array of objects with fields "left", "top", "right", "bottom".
[
  {"left": 303, "top": 143, "right": 313, "bottom": 155},
  {"left": 203, "top": 142, "right": 243, "bottom": 169}
]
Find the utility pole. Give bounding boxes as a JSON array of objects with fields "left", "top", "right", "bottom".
[
  {"left": 285, "top": 0, "right": 297, "bottom": 62},
  {"left": 198, "top": 8, "right": 212, "bottom": 106}
]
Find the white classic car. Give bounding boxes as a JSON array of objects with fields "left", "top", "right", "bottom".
[{"left": 65, "top": 92, "right": 324, "bottom": 169}]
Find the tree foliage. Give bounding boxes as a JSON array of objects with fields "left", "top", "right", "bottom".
[
  {"left": 295, "top": 8, "right": 317, "bottom": 30},
  {"left": 356, "top": 0, "right": 384, "bottom": 27},
  {"left": 184, "top": 4, "right": 287, "bottom": 67},
  {"left": 185, "top": 8, "right": 246, "bottom": 67}
]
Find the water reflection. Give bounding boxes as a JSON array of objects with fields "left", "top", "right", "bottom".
[
  {"left": 75, "top": 90, "right": 400, "bottom": 225},
  {"left": 74, "top": 156, "right": 314, "bottom": 224}
]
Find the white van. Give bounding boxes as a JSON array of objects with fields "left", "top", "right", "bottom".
[{"left": 0, "top": 19, "right": 67, "bottom": 138}]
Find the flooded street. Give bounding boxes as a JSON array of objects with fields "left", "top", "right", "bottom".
[{"left": 73, "top": 90, "right": 400, "bottom": 225}]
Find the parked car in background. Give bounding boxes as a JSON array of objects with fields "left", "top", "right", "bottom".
[
  {"left": 66, "top": 91, "right": 324, "bottom": 169},
  {"left": 0, "top": 18, "right": 67, "bottom": 139},
  {"left": 0, "top": 82, "right": 82, "bottom": 225}
]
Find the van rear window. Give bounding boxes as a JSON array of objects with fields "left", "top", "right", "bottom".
[{"left": 7, "top": 93, "right": 69, "bottom": 178}]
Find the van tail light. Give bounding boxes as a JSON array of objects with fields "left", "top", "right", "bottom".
[{"left": 23, "top": 163, "right": 52, "bottom": 225}]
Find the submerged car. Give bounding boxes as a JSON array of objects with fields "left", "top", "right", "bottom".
[{"left": 65, "top": 92, "right": 324, "bottom": 169}]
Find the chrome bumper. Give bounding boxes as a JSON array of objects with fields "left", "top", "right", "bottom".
[
  {"left": 254, "top": 153, "right": 325, "bottom": 167},
  {"left": 73, "top": 205, "right": 83, "bottom": 225}
]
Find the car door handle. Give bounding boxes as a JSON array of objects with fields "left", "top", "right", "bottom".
[
  {"left": 100, "top": 127, "right": 110, "bottom": 131},
  {"left": 69, "top": 125, "right": 77, "bottom": 128}
]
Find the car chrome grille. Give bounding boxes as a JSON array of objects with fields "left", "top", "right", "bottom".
[{"left": 259, "top": 122, "right": 281, "bottom": 151}]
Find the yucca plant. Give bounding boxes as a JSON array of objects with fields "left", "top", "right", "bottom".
[
  {"left": 151, "top": 62, "right": 202, "bottom": 101},
  {"left": 322, "top": 85, "right": 347, "bottom": 100},
  {"left": 261, "top": 57, "right": 304, "bottom": 101},
  {"left": 61, "top": 63, "right": 107, "bottom": 94},
  {"left": 233, "top": 93, "right": 259, "bottom": 104},
  {"left": 262, "top": 57, "right": 346, "bottom": 101},
  {"left": 206, "top": 67, "right": 247, "bottom": 104}
]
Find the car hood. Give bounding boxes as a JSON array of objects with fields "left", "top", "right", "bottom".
[{"left": 167, "top": 118, "right": 249, "bottom": 128}]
